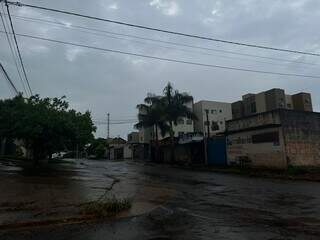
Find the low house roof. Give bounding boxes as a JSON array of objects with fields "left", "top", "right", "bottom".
[{"left": 108, "top": 137, "right": 127, "bottom": 145}]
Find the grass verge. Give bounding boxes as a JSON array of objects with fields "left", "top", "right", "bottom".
[{"left": 80, "top": 197, "right": 132, "bottom": 218}]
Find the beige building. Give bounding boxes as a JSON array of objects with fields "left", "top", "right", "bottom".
[
  {"left": 127, "top": 132, "right": 140, "bottom": 144},
  {"left": 227, "top": 109, "right": 320, "bottom": 169},
  {"left": 232, "top": 88, "right": 313, "bottom": 119},
  {"left": 292, "top": 92, "right": 313, "bottom": 111},
  {"left": 193, "top": 100, "right": 232, "bottom": 136}
]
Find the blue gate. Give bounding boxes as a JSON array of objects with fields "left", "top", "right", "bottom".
[{"left": 207, "top": 137, "right": 227, "bottom": 166}]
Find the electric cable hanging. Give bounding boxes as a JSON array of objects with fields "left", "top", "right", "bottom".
[
  {"left": 4, "top": 0, "right": 32, "bottom": 95},
  {"left": 1, "top": 30, "right": 319, "bottom": 79},
  {"left": 6, "top": 0, "right": 320, "bottom": 57}
]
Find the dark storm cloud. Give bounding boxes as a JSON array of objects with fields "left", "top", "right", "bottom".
[{"left": 1, "top": 0, "right": 320, "bottom": 138}]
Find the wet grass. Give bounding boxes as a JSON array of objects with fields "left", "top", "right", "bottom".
[
  {"left": 0, "top": 201, "right": 36, "bottom": 211},
  {"left": 80, "top": 197, "right": 132, "bottom": 218},
  {"left": 204, "top": 165, "right": 320, "bottom": 181}
]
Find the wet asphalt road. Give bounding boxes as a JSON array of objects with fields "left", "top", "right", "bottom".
[{"left": 1, "top": 159, "right": 320, "bottom": 239}]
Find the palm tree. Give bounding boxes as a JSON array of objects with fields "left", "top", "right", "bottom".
[
  {"left": 135, "top": 95, "right": 169, "bottom": 162},
  {"left": 162, "top": 82, "right": 197, "bottom": 163}
]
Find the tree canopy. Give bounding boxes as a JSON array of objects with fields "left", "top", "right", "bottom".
[
  {"left": 0, "top": 95, "right": 96, "bottom": 162},
  {"left": 135, "top": 82, "right": 197, "bottom": 162}
]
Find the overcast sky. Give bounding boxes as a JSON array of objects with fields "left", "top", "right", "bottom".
[{"left": 1, "top": 0, "right": 320, "bottom": 139}]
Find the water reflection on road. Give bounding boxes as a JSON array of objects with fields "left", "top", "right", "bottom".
[{"left": 1, "top": 159, "right": 320, "bottom": 239}]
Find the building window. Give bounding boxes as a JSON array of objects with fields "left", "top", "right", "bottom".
[
  {"left": 252, "top": 131, "right": 279, "bottom": 144},
  {"left": 211, "top": 121, "right": 219, "bottom": 131},
  {"left": 250, "top": 102, "right": 256, "bottom": 113},
  {"left": 204, "top": 121, "right": 210, "bottom": 126},
  {"left": 220, "top": 121, "right": 223, "bottom": 125},
  {"left": 287, "top": 104, "right": 292, "bottom": 108},
  {"left": 211, "top": 109, "right": 217, "bottom": 114},
  {"left": 219, "top": 109, "right": 222, "bottom": 113},
  {"left": 178, "top": 132, "right": 184, "bottom": 137},
  {"left": 186, "top": 119, "right": 192, "bottom": 125},
  {"left": 204, "top": 109, "right": 209, "bottom": 114},
  {"left": 178, "top": 118, "right": 184, "bottom": 125}
]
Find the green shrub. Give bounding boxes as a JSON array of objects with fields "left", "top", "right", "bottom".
[
  {"left": 81, "top": 197, "right": 131, "bottom": 217},
  {"left": 287, "top": 165, "right": 308, "bottom": 175}
]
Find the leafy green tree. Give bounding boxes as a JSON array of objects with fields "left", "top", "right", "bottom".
[
  {"left": 162, "top": 83, "right": 197, "bottom": 162},
  {"left": 86, "top": 138, "right": 107, "bottom": 159},
  {"left": 135, "top": 95, "right": 169, "bottom": 162},
  {"left": 0, "top": 95, "right": 96, "bottom": 164},
  {"left": 135, "top": 83, "right": 196, "bottom": 163}
]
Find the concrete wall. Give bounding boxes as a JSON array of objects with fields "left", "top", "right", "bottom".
[
  {"left": 281, "top": 110, "right": 320, "bottom": 166},
  {"left": 194, "top": 100, "right": 232, "bottom": 135},
  {"left": 243, "top": 94, "right": 256, "bottom": 116},
  {"left": 139, "top": 127, "right": 153, "bottom": 144},
  {"left": 123, "top": 145, "right": 132, "bottom": 159},
  {"left": 292, "top": 93, "right": 313, "bottom": 112},
  {"left": 227, "top": 109, "right": 320, "bottom": 168},
  {"left": 231, "top": 101, "right": 244, "bottom": 119},
  {"left": 227, "top": 127, "right": 287, "bottom": 169},
  {"left": 285, "top": 95, "right": 293, "bottom": 109},
  {"left": 227, "top": 111, "right": 281, "bottom": 133},
  {"left": 193, "top": 101, "right": 204, "bottom": 133},
  {"left": 128, "top": 132, "right": 140, "bottom": 144},
  {"left": 265, "top": 88, "right": 286, "bottom": 111},
  {"left": 255, "top": 92, "right": 266, "bottom": 113}
]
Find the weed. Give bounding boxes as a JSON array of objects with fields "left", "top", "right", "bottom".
[{"left": 80, "top": 197, "right": 132, "bottom": 217}]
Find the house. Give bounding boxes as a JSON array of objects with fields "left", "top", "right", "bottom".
[
  {"left": 128, "top": 132, "right": 140, "bottom": 143},
  {"left": 193, "top": 100, "right": 232, "bottom": 136},
  {"left": 158, "top": 134, "right": 204, "bottom": 164},
  {"left": 108, "top": 137, "right": 127, "bottom": 160},
  {"left": 226, "top": 109, "right": 320, "bottom": 169},
  {"left": 124, "top": 132, "right": 140, "bottom": 159},
  {"left": 232, "top": 88, "right": 313, "bottom": 119}
]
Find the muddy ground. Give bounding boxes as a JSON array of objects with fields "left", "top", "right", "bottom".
[{"left": 0, "top": 158, "right": 320, "bottom": 239}]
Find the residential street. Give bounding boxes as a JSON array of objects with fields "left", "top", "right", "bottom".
[{"left": 1, "top": 159, "right": 320, "bottom": 240}]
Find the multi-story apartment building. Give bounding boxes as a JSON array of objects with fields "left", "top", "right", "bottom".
[
  {"left": 137, "top": 100, "right": 194, "bottom": 143},
  {"left": 231, "top": 88, "right": 313, "bottom": 119},
  {"left": 291, "top": 92, "right": 313, "bottom": 111},
  {"left": 193, "top": 100, "right": 232, "bottom": 136}
]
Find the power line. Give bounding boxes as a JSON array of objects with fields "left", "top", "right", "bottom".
[
  {"left": 0, "top": 67, "right": 15, "bottom": 96},
  {"left": 0, "top": 5, "right": 27, "bottom": 95},
  {"left": 9, "top": 14, "right": 319, "bottom": 69},
  {"left": 1, "top": 30, "right": 320, "bottom": 79},
  {"left": 6, "top": 0, "right": 320, "bottom": 57},
  {"left": 4, "top": 1, "right": 32, "bottom": 95},
  {"left": 93, "top": 121, "right": 136, "bottom": 125},
  {"left": 0, "top": 62, "right": 19, "bottom": 95}
]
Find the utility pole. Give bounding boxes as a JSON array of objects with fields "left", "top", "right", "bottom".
[
  {"left": 205, "top": 109, "right": 210, "bottom": 138},
  {"left": 107, "top": 113, "right": 110, "bottom": 139},
  {"left": 0, "top": 62, "right": 19, "bottom": 95},
  {"left": 203, "top": 109, "right": 210, "bottom": 165}
]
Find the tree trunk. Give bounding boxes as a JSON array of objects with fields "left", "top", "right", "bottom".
[
  {"left": 33, "top": 144, "right": 40, "bottom": 166},
  {"left": 155, "top": 124, "right": 159, "bottom": 162},
  {"left": 169, "top": 121, "right": 175, "bottom": 164},
  {"left": 0, "top": 138, "right": 6, "bottom": 156}
]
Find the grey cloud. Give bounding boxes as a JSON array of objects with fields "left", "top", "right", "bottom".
[{"left": 1, "top": 0, "right": 320, "bottom": 138}]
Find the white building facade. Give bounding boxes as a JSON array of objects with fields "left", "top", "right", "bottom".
[{"left": 193, "top": 100, "right": 232, "bottom": 136}]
